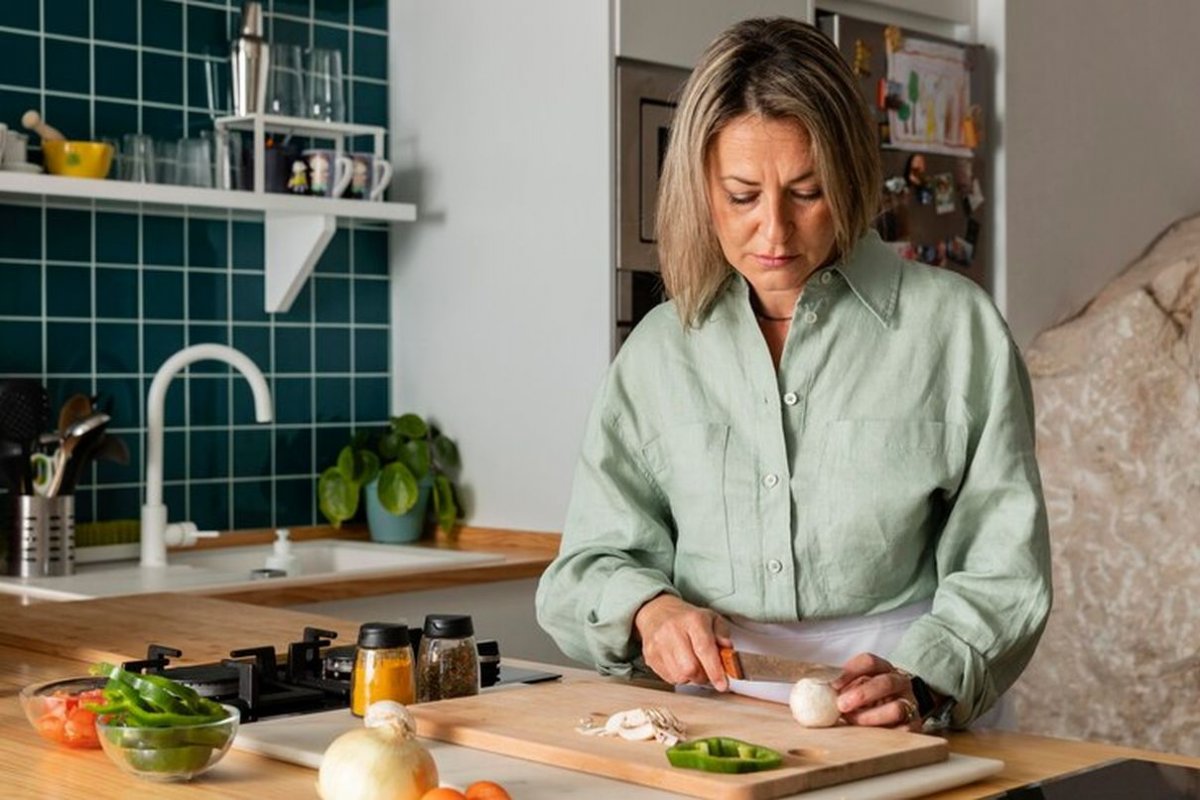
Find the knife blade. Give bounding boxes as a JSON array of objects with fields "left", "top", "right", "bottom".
[{"left": 718, "top": 647, "right": 842, "bottom": 683}]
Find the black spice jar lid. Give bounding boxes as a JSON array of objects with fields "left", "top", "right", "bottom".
[
  {"left": 357, "top": 622, "right": 410, "bottom": 649},
  {"left": 422, "top": 613, "right": 474, "bottom": 639}
]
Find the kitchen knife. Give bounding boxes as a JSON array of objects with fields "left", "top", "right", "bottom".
[{"left": 718, "top": 647, "right": 842, "bottom": 683}]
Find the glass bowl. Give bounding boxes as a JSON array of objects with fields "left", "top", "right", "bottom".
[
  {"left": 94, "top": 704, "right": 240, "bottom": 782},
  {"left": 19, "top": 676, "right": 109, "bottom": 749}
]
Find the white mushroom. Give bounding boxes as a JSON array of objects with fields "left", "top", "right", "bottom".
[{"left": 789, "top": 678, "right": 841, "bottom": 728}]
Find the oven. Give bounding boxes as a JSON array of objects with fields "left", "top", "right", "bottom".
[{"left": 614, "top": 59, "right": 691, "bottom": 352}]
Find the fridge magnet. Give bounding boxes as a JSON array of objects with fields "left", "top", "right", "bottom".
[
  {"left": 287, "top": 160, "right": 308, "bottom": 194},
  {"left": 905, "top": 153, "right": 927, "bottom": 188},
  {"left": 933, "top": 173, "right": 955, "bottom": 214},
  {"left": 884, "top": 176, "right": 908, "bottom": 195},
  {"left": 967, "top": 178, "right": 985, "bottom": 212},
  {"left": 883, "top": 80, "right": 906, "bottom": 111},
  {"left": 961, "top": 105, "right": 985, "bottom": 149},
  {"left": 853, "top": 39, "right": 872, "bottom": 77},
  {"left": 946, "top": 236, "right": 974, "bottom": 267},
  {"left": 878, "top": 120, "right": 892, "bottom": 145},
  {"left": 884, "top": 26, "right": 904, "bottom": 55}
]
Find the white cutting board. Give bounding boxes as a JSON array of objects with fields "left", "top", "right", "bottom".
[{"left": 234, "top": 708, "right": 1003, "bottom": 800}]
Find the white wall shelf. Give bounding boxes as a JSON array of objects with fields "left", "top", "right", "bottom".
[{"left": 0, "top": 171, "right": 416, "bottom": 313}]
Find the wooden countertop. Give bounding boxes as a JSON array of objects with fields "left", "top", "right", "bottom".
[{"left": 1, "top": 593, "right": 1197, "bottom": 799}]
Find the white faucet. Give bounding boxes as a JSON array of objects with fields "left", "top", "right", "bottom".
[{"left": 141, "top": 344, "right": 273, "bottom": 568}]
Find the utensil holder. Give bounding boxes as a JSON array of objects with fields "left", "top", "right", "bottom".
[{"left": 7, "top": 495, "right": 74, "bottom": 577}]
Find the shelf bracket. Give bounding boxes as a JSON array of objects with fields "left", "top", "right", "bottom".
[{"left": 264, "top": 211, "right": 337, "bottom": 313}]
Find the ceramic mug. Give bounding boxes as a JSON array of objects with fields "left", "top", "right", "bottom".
[
  {"left": 346, "top": 153, "right": 393, "bottom": 201},
  {"left": 302, "top": 148, "right": 353, "bottom": 198}
]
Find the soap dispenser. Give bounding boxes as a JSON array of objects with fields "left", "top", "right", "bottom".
[{"left": 265, "top": 528, "right": 299, "bottom": 576}]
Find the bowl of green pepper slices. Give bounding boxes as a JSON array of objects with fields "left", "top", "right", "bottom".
[{"left": 88, "top": 662, "right": 240, "bottom": 782}]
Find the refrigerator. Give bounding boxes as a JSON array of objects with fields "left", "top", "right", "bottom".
[{"left": 818, "top": 13, "right": 991, "bottom": 293}]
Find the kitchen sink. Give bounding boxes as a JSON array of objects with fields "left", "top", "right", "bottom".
[{"left": 0, "top": 540, "right": 504, "bottom": 601}]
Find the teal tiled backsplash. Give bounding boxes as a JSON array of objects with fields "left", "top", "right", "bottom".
[{"left": 0, "top": 0, "right": 391, "bottom": 531}]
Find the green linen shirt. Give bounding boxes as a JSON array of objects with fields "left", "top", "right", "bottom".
[{"left": 535, "top": 231, "right": 1052, "bottom": 726}]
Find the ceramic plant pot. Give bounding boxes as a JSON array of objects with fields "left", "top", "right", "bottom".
[{"left": 363, "top": 476, "right": 432, "bottom": 543}]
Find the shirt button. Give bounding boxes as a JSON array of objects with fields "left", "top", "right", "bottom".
[
  {"left": 763, "top": 474, "right": 779, "bottom": 489},
  {"left": 783, "top": 391, "right": 799, "bottom": 406},
  {"left": 767, "top": 559, "right": 784, "bottom": 574},
  {"left": 803, "top": 310, "right": 819, "bottom": 324},
  {"left": 819, "top": 271, "right": 833, "bottom": 285}
]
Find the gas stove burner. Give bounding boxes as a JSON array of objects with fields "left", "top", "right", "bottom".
[{"left": 159, "top": 664, "right": 240, "bottom": 698}]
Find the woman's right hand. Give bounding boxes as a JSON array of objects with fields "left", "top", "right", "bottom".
[{"left": 633, "top": 593, "right": 732, "bottom": 691}]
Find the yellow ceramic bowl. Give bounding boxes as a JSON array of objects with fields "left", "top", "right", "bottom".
[{"left": 42, "top": 140, "right": 114, "bottom": 178}]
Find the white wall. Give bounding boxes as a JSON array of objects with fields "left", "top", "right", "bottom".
[
  {"left": 387, "top": 1, "right": 613, "bottom": 532},
  {"left": 1000, "top": 0, "right": 1200, "bottom": 346}
]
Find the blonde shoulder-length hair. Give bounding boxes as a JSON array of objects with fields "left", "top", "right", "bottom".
[{"left": 657, "top": 17, "right": 881, "bottom": 328}]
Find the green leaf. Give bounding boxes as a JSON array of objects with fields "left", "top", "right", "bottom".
[
  {"left": 378, "top": 430, "right": 404, "bottom": 460},
  {"left": 318, "top": 468, "right": 360, "bottom": 528},
  {"left": 335, "top": 445, "right": 379, "bottom": 484},
  {"left": 432, "top": 435, "right": 460, "bottom": 470},
  {"left": 376, "top": 462, "right": 419, "bottom": 515},
  {"left": 359, "top": 451, "right": 380, "bottom": 485},
  {"left": 432, "top": 474, "right": 458, "bottom": 532},
  {"left": 396, "top": 440, "right": 430, "bottom": 480},
  {"left": 391, "top": 413, "right": 428, "bottom": 439}
]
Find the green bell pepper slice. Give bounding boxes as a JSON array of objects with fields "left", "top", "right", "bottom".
[{"left": 666, "top": 737, "right": 784, "bottom": 774}]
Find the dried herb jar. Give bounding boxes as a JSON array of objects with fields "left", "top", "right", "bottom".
[
  {"left": 351, "top": 622, "right": 415, "bottom": 715},
  {"left": 416, "top": 614, "right": 479, "bottom": 702}
]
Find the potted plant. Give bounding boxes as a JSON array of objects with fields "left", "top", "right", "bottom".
[{"left": 318, "top": 413, "right": 462, "bottom": 542}]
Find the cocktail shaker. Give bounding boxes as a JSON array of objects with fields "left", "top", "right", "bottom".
[{"left": 231, "top": 1, "right": 269, "bottom": 116}]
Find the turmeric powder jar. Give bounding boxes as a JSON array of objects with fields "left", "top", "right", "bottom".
[{"left": 351, "top": 622, "right": 415, "bottom": 715}]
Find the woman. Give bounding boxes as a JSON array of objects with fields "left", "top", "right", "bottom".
[{"left": 535, "top": 17, "right": 1050, "bottom": 731}]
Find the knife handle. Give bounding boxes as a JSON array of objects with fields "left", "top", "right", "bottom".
[{"left": 718, "top": 647, "right": 744, "bottom": 680}]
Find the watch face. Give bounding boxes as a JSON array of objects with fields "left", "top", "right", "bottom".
[{"left": 986, "top": 759, "right": 1200, "bottom": 799}]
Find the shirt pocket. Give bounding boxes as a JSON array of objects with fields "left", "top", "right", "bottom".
[
  {"left": 641, "top": 421, "right": 736, "bottom": 603},
  {"left": 815, "top": 419, "right": 966, "bottom": 600}
]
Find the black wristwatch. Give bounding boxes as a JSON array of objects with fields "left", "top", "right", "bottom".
[{"left": 910, "top": 675, "right": 955, "bottom": 728}]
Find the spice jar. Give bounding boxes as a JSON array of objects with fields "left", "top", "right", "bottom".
[
  {"left": 417, "top": 614, "right": 479, "bottom": 702},
  {"left": 351, "top": 622, "right": 415, "bottom": 716}
]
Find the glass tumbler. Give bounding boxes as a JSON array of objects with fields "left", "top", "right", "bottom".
[
  {"left": 120, "top": 133, "right": 157, "bottom": 183},
  {"left": 267, "top": 44, "right": 306, "bottom": 117},
  {"left": 306, "top": 47, "right": 346, "bottom": 122},
  {"left": 177, "top": 137, "right": 214, "bottom": 188}
]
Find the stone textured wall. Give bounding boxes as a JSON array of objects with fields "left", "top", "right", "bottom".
[{"left": 1011, "top": 215, "right": 1200, "bottom": 756}]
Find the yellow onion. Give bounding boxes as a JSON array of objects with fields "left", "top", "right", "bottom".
[{"left": 318, "top": 701, "right": 438, "bottom": 800}]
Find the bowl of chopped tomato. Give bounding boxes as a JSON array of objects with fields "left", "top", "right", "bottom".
[{"left": 20, "top": 676, "right": 109, "bottom": 749}]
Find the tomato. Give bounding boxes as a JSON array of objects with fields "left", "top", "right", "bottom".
[
  {"left": 465, "top": 781, "right": 512, "bottom": 800},
  {"left": 420, "top": 789, "right": 467, "bottom": 800},
  {"left": 33, "top": 689, "right": 102, "bottom": 748}
]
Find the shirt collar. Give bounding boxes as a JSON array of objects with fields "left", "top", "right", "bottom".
[
  {"left": 719, "top": 230, "right": 902, "bottom": 328},
  {"left": 833, "top": 230, "right": 902, "bottom": 328}
]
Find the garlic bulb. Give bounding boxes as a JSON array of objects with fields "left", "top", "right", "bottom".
[
  {"left": 789, "top": 678, "right": 840, "bottom": 728},
  {"left": 318, "top": 701, "right": 438, "bottom": 800}
]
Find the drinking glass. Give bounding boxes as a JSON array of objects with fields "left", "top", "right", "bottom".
[
  {"left": 177, "top": 137, "right": 214, "bottom": 188},
  {"left": 306, "top": 48, "right": 346, "bottom": 122},
  {"left": 155, "top": 140, "right": 180, "bottom": 184},
  {"left": 120, "top": 133, "right": 156, "bottom": 183},
  {"left": 267, "top": 44, "right": 306, "bottom": 118}
]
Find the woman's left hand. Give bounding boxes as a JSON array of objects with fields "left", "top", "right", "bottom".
[{"left": 831, "top": 652, "right": 922, "bottom": 731}]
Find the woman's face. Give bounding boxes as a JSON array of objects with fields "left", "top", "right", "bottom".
[{"left": 706, "top": 114, "right": 836, "bottom": 303}]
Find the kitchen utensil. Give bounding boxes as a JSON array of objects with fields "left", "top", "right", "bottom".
[
  {"left": 0, "top": 440, "right": 26, "bottom": 492},
  {"left": 92, "top": 433, "right": 131, "bottom": 466},
  {"left": 231, "top": 1, "right": 269, "bottom": 116},
  {"left": 57, "top": 393, "right": 93, "bottom": 438},
  {"left": 0, "top": 379, "right": 50, "bottom": 494},
  {"left": 21, "top": 109, "right": 65, "bottom": 141},
  {"left": 346, "top": 152, "right": 393, "bottom": 201},
  {"left": 267, "top": 44, "right": 306, "bottom": 117},
  {"left": 404, "top": 679, "right": 947, "bottom": 799},
  {"left": 719, "top": 648, "right": 842, "bottom": 684},
  {"left": 42, "top": 140, "right": 115, "bottom": 178},
  {"left": 30, "top": 452, "right": 54, "bottom": 496},
  {"left": 55, "top": 419, "right": 112, "bottom": 497},
  {"left": 45, "top": 412, "right": 110, "bottom": 497},
  {"left": 305, "top": 47, "right": 346, "bottom": 122},
  {"left": 3, "top": 130, "right": 28, "bottom": 166},
  {"left": 301, "top": 149, "right": 353, "bottom": 198},
  {"left": 120, "top": 133, "right": 157, "bottom": 182}
]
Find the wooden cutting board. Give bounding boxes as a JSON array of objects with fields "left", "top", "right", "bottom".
[{"left": 409, "top": 680, "right": 948, "bottom": 800}]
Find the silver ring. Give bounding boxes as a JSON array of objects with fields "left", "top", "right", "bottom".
[{"left": 898, "top": 697, "right": 918, "bottom": 724}]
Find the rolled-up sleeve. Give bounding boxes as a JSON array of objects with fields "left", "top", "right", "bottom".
[
  {"left": 535, "top": 384, "right": 678, "bottom": 676},
  {"left": 889, "top": 340, "right": 1052, "bottom": 726}
]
